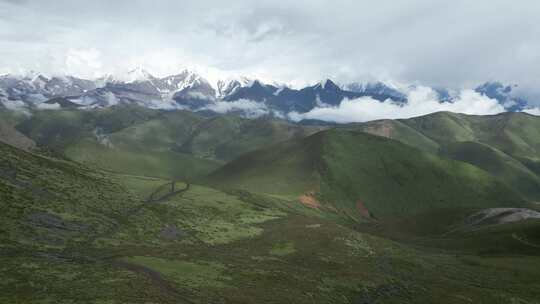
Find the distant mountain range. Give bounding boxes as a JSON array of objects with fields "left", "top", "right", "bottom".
[{"left": 0, "top": 69, "right": 535, "bottom": 119}]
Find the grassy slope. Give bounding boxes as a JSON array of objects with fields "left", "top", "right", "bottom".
[
  {"left": 399, "top": 111, "right": 540, "bottom": 160},
  {"left": 441, "top": 141, "right": 540, "bottom": 200},
  {"left": 0, "top": 141, "right": 142, "bottom": 251},
  {"left": 113, "top": 185, "right": 540, "bottom": 303},
  {"left": 0, "top": 110, "right": 35, "bottom": 150},
  {"left": 0, "top": 141, "right": 190, "bottom": 303},
  {"left": 65, "top": 138, "right": 220, "bottom": 180},
  {"left": 14, "top": 107, "right": 322, "bottom": 179},
  {"left": 350, "top": 119, "right": 440, "bottom": 154},
  {"left": 178, "top": 115, "right": 323, "bottom": 161},
  {"left": 2, "top": 134, "right": 540, "bottom": 303},
  {"left": 206, "top": 130, "right": 324, "bottom": 194},
  {"left": 352, "top": 112, "right": 540, "bottom": 201},
  {"left": 15, "top": 105, "right": 161, "bottom": 151},
  {"left": 207, "top": 129, "right": 524, "bottom": 221}
]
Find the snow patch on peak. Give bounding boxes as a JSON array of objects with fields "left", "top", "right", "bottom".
[
  {"left": 216, "top": 76, "right": 255, "bottom": 98},
  {"left": 314, "top": 79, "right": 339, "bottom": 90},
  {"left": 119, "top": 67, "right": 154, "bottom": 83}
]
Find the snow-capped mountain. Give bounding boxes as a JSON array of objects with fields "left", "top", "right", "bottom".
[
  {"left": 158, "top": 70, "right": 208, "bottom": 93},
  {"left": 41, "top": 69, "right": 218, "bottom": 109},
  {"left": 0, "top": 73, "right": 98, "bottom": 105},
  {"left": 172, "top": 72, "right": 216, "bottom": 108},
  {"left": 343, "top": 81, "right": 407, "bottom": 103},
  {"left": 218, "top": 79, "right": 408, "bottom": 113},
  {"left": 475, "top": 82, "right": 528, "bottom": 111},
  {"left": 217, "top": 76, "right": 253, "bottom": 98},
  {"left": 0, "top": 69, "right": 537, "bottom": 119}
]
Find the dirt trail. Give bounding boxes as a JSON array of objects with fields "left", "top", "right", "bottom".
[
  {"left": 511, "top": 233, "right": 540, "bottom": 248},
  {"left": 112, "top": 259, "right": 197, "bottom": 304},
  {"left": 90, "top": 180, "right": 193, "bottom": 302},
  {"left": 147, "top": 181, "right": 191, "bottom": 203},
  {"left": 105, "top": 181, "right": 195, "bottom": 302},
  {"left": 3, "top": 176, "right": 195, "bottom": 302},
  {"left": 84, "top": 181, "right": 190, "bottom": 244}
]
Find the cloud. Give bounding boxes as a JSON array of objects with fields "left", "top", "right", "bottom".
[
  {"left": 186, "top": 91, "right": 215, "bottom": 101},
  {"left": 36, "top": 102, "right": 61, "bottom": 110},
  {"left": 523, "top": 107, "right": 540, "bottom": 116},
  {"left": 64, "top": 48, "right": 103, "bottom": 78},
  {"left": 1, "top": 0, "right": 540, "bottom": 90},
  {"left": 1, "top": 99, "right": 26, "bottom": 111},
  {"left": 288, "top": 86, "right": 505, "bottom": 123},
  {"left": 200, "top": 99, "right": 270, "bottom": 118}
]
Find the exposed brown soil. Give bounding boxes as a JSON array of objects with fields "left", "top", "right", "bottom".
[
  {"left": 356, "top": 200, "right": 375, "bottom": 221},
  {"left": 298, "top": 191, "right": 321, "bottom": 209},
  {"left": 362, "top": 120, "right": 394, "bottom": 139},
  {"left": 112, "top": 260, "right": 196, "bottom": 304},
  {"left": 0, "top": 121, "right": 36, "bottom": 151}
]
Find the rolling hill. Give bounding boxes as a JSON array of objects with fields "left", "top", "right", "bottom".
[
  {"left": 356, "top": 111, "right": 540, "bottom": 201},
  {"left": 11, "top": 106, "right": 322, "bottom": 179},
  {"left": 2, "top": 138, "right": 540, "bottom": 303},
  {"left": 206, "top": 129, "right": 525, "bottom": 222},
  {"left": 0, "top": 110, "right": 35, "bottom": 150},
  {"left": 440, "top": 141, "right": 540, "bottom": 201}
]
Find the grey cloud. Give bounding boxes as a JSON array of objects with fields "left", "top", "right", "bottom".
[{"left": 1, "top": 0, "right": 540, "bottom": 91}]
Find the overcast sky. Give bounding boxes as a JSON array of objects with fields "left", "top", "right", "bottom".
[{"left": 1, "top": 0, "right": 540, "bottom": 90}]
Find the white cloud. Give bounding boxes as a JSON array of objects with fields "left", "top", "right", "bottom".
[
  {"left": 2, "top": 99, "right": 27, "bottom": 111},
  {"left": 186, "top": 91, "right": 215, "bottom": 101},
  {"left": 523, "top": 107, "right": 540, "bottom": 115},
  {"left": 1, "top": 1, "right": 540, "bottom": 89},
  {"left": 64, "top": 48, "right": 103, "bottom": 78},
  {"left": 288, "top": 86, "right": 505, "bottom": 123},
  {"left": 200, "top": 99, "right": 270, "bottom": 118},
  {"left": 36, "top": 102, "right": 61, "bottom": 110}
]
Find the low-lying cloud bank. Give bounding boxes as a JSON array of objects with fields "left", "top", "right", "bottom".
[
  {"left": 288, "top": 87, "right": 510, "bottom": 123},
  {"left": 200, "top": 99, "right": 271, "bottom": 118},
  {"left": 523, "top": 107, "right": 540, "bottom": 116},
  {"left": 3, "top": 84, "right": 540, "bottom": 122}
]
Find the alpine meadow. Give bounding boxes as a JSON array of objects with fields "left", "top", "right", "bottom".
[{"left": 2, "top": 1, "right": 540, "bottom": 303}]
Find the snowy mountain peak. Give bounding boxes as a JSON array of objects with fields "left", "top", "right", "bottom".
[
  {"left": 122, "top": 67, "right": 154, "bottom": 83},
  {"left": 475, "top": 82, "right": 526, "bottom": 111},
  {"left": 216, "top": 76, "right": 253, "bottom": 98},
  {"left": 343, "top": 81, "right": 407, "bottom": 102},
  {"left": 314, "top": 79, "right": 339, "bottom": 90}
]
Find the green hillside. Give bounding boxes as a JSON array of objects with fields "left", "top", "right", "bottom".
[
  {"left": 3, "top": 108, "right": 540, "bottom": 303},
  {"left": 441, "top": 141, "right": 540, "bottom": 200},
  {"left": 13, "top": 106, "right": 321, "bottom": 179},
  {"left": 351, "top": 119, "right": 440, "bottom": 154},
  {"left": 0, "top": 141, "right": 140, "bottom": 252},
  {"left": 178, "top": 115, "right": 322, "bottom": 161},
  {"left": 352, "top": 112, "right": 540, "bottom": 202},
  {"left": 2, "top": 140, "right": 540, "bottom": 303},
  {"left": 15, "top": 105, "right": 161, "bottom": 151},
  {"left": 207, "top": 129, "right": 525, "bottom": 221},
  {"left": 0, "top": 110, "right": 35, "bottom": 150}
]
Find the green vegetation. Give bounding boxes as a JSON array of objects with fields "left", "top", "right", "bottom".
[
  {"left": 351, "top": 119, "right": 440, "bottom": 153},
  {"left": 0, "top": 141, "right": 140, "bottom": 251},
  {"left": 441, "top": 141, "right": 540, "bottom": 200},
  {"left": 123, "top": 256, "right": 230, "bottom": 288},
  {"left": 269, "top": 241, "right": 296, "bottom": 256},
  {"left": 208, "top": 129, "right": 524, "bottom": 221},
  {"left": 178, "top": 115, "right": 322, "bottom": 161},
  {"left": 14, "top": 106, "right": 321, "bottom": 179},
  {"left": 354, "top": 111, "right": 540, "bottom": 201},
  {"left": 2, "top": 110, "right": 540, "bottom": 303},
  {"left": 0, "top": 110, "right": 35, "bottom": 150},
  {"left": 65, "top": 136, "right": 220, "bottom": 180}
]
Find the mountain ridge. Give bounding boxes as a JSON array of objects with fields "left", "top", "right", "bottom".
[{"left": 2, "top": 71, "right": 536, "bottom": 118}]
